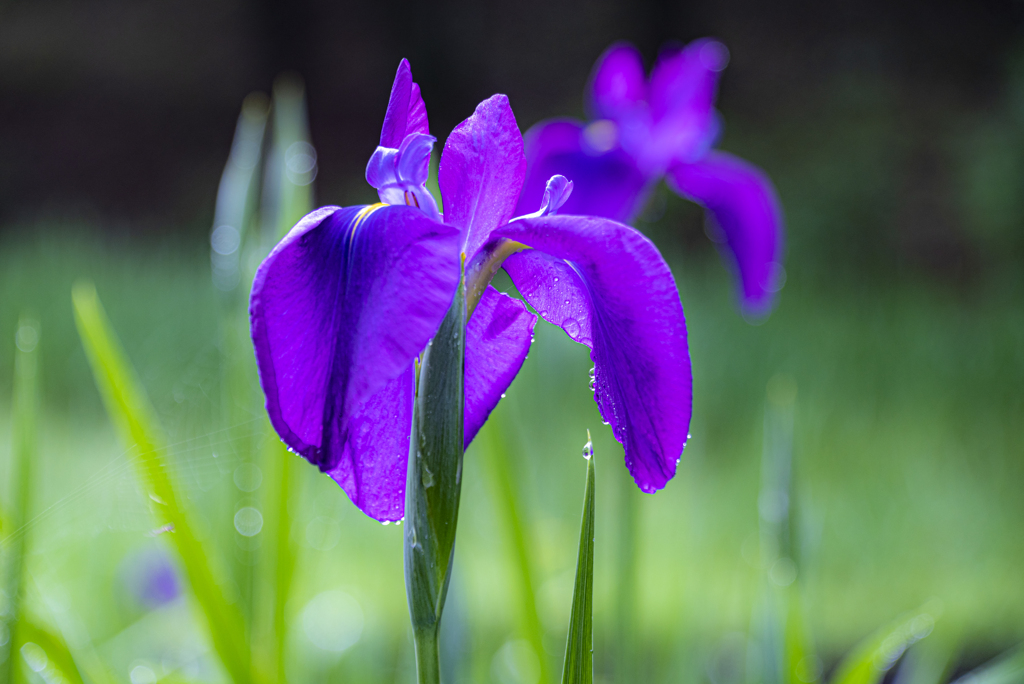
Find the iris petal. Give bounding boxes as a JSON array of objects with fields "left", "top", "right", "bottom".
[
  {"left": 439, "top": 94, "right": 527, "bottom": 261},
  {"left": 464, "top": 286, "right": 537, "bottom": 448},
  {"left": 587, "top": 42, "right": 647, "bottom": 119},
  {"left": 326, "top": 366, "right": 413, "bottom": 522},
  {"left": 250, "top": 204, "right": 460, "bottom": 519},
  {"left": 516, "top": 119, "right": 649, "bottom": 223},
  {"left": 667, "top": 151, "right": 784, "bottom": 317},
  {"left": 380, "top": 59, "right": 430, "bottom": 148},
  {"left": 497, "top": 215, "right": 691, "bottom": 493}
]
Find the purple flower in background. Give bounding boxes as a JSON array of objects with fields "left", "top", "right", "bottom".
[
  {"left": 122, "top": 548, "right": 180, "bottom": 609},
  {"left": 516, "top": 39, "right": 785, "bottom": 317},
  {"left": 250, "top": 60, "right": 692, "bottom": 522}
]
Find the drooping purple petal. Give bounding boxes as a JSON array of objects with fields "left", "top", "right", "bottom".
[
  {"left": 464, "top": 286, "right": 537, "bottom": 448},
  {"left": 249, "top": 204, "right": 460, "bottom": 519},
  {"left": 438, "top": 94, "right": 527, "bottom": 261},
  {"left": 326, "top": 366, "right": 413, "bottom": 521},
  {"left": 497, "top": 215, "right": 691, "bottom": 493},
  {"left": 380, "top": 59, "right": 430, "bottom": 148},
  {"left": 516, "top": 119, "right": 650, "bottom": 223},
  {"left": 587, "top": 42, "right": 647, "bottom": 120},
  {"left": 667, "top": 151, "right": 784, "bottom": 317}
]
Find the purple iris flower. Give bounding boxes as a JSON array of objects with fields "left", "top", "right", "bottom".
[
  {"left": 250, "top": 60, "right": 692, "bottom": 522},
  {"left": 515, "top": 39, "right": 785, "bottom": 317}
]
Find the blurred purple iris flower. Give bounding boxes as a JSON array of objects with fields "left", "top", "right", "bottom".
[
  {"left": 250, "top": 60, "right": 692, "bottom": 522},
  {"left": 516, "top": 39, "right": 785, "bottom": 317}
]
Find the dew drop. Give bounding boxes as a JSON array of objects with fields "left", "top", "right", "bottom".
[
  {"left": 582, "top": 430, "right": 593, "bottom": 460},
  {"left": 382, "top": 521, "right": 390, "bottom": 526},
  {"left": 563, "top": 318, "right": 580, "bottom": 337},
  {"left": 421, "top": 463, "right": 435, "bottom": 489},
  {"left": 500, "top": 393, "right": 506, "bottom": 399}
]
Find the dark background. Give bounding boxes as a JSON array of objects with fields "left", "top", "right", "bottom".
[{"left": 3, "top": 0, "right": 1024, "bottom": 285}]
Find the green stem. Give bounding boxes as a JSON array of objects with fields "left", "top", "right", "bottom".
[
  {"left": 405, "top": 281, "right": 467, "bottom": 684},
  {"left": 413, "top": 627, "right": 441, "bottom": 684}
]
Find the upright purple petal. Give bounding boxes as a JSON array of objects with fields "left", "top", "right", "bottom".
[
  {"left": 516, "top": 119, "right": 650, "bottom": 223},
  {"left": 644, "top": 39, "right": 727, "bottom": 166},
  {"left": 249, "top": 205, "right": 460, "bottom": 520},
  {"left": 497, "top": 215, "right": 691, "bottom": 493},
  {"left": 667, "top": 151, "right": 784, "bottom": 317},
  {"left": 587, "top": 43, "right": 647, "bottom": 119},
  {"left": 438, "top": 94, "right": 527, "bottom": 261},
  {"left": 464, "top": 286, "right": 537, "bottom": 448},
  {"left": 380, "top": 59, "right": 430, "bottom": 148}
]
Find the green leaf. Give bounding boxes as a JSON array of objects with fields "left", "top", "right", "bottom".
[
  {"left": 405, "top": 284, "right": 467, "bottom": 684},
  {"left": 211, "top": 92, "right": 269, "bottom": 298},
  {"left": 481, "top": 414, "right": 552, "bottom": 684},
  {"left": 831, "top": 605, "right": 939, "bottom": 684},
  {"left": 265, "top": 75, "right": 315, "bottom": 242},
  {"left": 951, "top": 646, "right": 1024, "bottom": 684},
  {"left": 71, "top": 282, "right": 259, "bottom": 684},
  {"left": 16, "top": 618, "right": 86, "bottom": 684},
  {"left": 2, "top": 318, "right": 39, "bottom": 684},
  {"left": 562, "top": 433, "right": 596, "bottom": 684}
]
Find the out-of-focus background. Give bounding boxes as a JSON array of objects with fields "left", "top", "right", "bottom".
[{"left": 1, "top": 1, "right": 1023, "bottom": 683}]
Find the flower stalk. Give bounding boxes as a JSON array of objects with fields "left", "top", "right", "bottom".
[{"left": 405, "top": 278, "right": 468, "bottom": 684}]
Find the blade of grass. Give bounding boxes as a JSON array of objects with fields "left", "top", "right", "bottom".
[
  {"left": 1, "top": 318, "right": 39, "bottom": 684},
  {"left": 72, "top": 282, "right": 258, "bottom": 684},
  {"left": 481, "top": 414, "right": 551, "bottom": 684},
  {"left": 831, "top": 605, "right": 940, "bottom": 684},
  {"left": 950, "top": 646, "right": 1024, "bottom": 684},
  {"left": 17, "top": 618, "right": 86, "bottom": 684},
  {"left": 561, "top": 432, "right": 596, "bottom": 684},
  {"left": 211, "top": 92, "right": 270, "bottom": 298}
]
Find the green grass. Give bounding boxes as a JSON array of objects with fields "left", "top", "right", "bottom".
[{"left": 1, "top": 224, "right": 1023, "bottom": 683}]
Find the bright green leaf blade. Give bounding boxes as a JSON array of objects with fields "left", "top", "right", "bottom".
[
  {"left": 1, "top": 318, "right": 39, "bottom": 684},
  {"left": 562, "top": 434, "right": 596, "bottom": 684},
  {"left": 831, "top": 605, "right": 940, "bottom": 684},
  {"left": 951, "top": 646, "right": 1024, "bottom": 684},
  {"left": 17, "top": 618, "right": 86, "bottom": 684},
  {"left": 71, "top": 282, "right": 257, "bottom": 684},
  {"left": 481, "top": 414, "right": 551, "bottom": 684}
]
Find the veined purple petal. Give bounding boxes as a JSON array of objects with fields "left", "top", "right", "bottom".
[
  {"left": 516, "top": 119, "right": 650, "bottom": 223},
  {"left": 496, "top": 215, "right": 691, "bottom": 493},
  {"left": 667, "top": 151, "right": 784, "bottom": 317},
  {"left": 380, "top": 59, "right": 430, "bottom": 148},
  {"left": 249, "top": 204, "right": 460, "bottom": 520},
  {"left": 464, "top": 286, "right": 537, "bottom": 448},
  {"left": 587, "top": 43, "right": 647, "bottom": 120},
  {"left": 326, "top": 367, "right": 413, "bottom": 521},
  {"left": 438, "top": 94, "right": 526, "bottom": 261}
]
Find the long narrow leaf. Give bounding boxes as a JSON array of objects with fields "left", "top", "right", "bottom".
[
  {"left": 16, "top": 618, "right": 86, "bottom": 684},
  {"left": 1, "top": 319, "right": 39, "bottom": 684},
  {"left": 72, "top": 282, "right": 258, "bottom": 684},
  {"left": 951, "top": 646, "right": 1024, "bottom": 684},
  {"left": 481, "top": 415, "right": 551, "bottom": 684},
  {"left": 562, "top": 432, "right": 596, "bottom": 684},
  {"left": 831, "top": 606, "right": 939, "bottom": 684}
]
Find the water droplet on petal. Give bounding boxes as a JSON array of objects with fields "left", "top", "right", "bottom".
[
  {"left": 500, "top": 392, "right": 506, "bottom": 399},
  {"left": 563, "top": 318, "right": 580, "bottom": 338}
]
